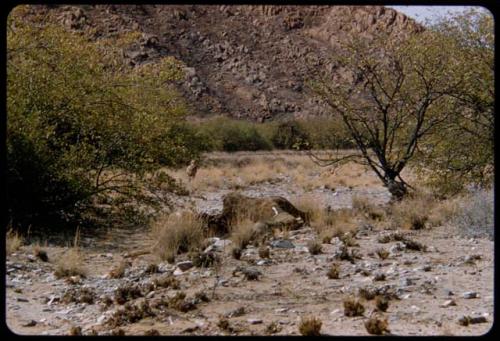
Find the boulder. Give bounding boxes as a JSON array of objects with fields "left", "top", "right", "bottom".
[{"left": 201, "top": 192, "right": 309, "bottom": 236}]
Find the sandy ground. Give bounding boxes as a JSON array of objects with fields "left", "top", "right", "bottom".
[{"left": 5, "top": 153, "right": 494, "bottom": 336}]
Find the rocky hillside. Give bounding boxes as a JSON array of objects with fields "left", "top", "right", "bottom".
[{"left": 19, "top": 5, "right": 423, "bottom": 121}]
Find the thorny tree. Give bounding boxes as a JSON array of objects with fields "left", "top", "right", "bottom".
[{"left": 309, "top": 32, "right": 463, "bottom": 199}]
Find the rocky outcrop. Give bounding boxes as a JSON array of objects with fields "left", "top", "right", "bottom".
[
  {"left": 20, "top": 5, "right": 423, "bottom": 121},
  {"left": 201, "top": 192, "right": 309, "bottom": 236}
]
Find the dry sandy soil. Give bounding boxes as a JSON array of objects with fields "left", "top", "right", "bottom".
[{"left": 6, "top": 152, "right": 494, "bottom": 336}]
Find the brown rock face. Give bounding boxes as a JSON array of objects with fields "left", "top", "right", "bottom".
[{"left": 19, "top": 5, "right": 423, "bottom": 122}]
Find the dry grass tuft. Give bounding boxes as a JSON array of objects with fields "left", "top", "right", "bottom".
[
  {"left": 144, "top": 329, "right": 160, "bottom": 336},
  {"left": 108, "top": 300, "right": 155, "bottom": 327},
  {"left": 151, "top": 210, "right": 205, "bottom": 262},
  {"left": 217, "top": 316, "right": 233, "bottom": 332},
  {"left": 231, "top": 247, "right": 242, "bottom": 260},
  {"left": 352, "top": 195, "right": 385, "bottom": 221},
  {"left": 230, "top": 218, "right": 262, "bottom": 249},
  {"left": 153, "top": 274, "right": 180, "bottom": 290},
  {"left": 266, "top": 321, "right": 282, "bottom": 334},
  {"left": 190, "top": 250, "right": 219, "bottom": 268},
  {"left": 375, "top": 295, "right": 389, "bottom": 312},
  {"left": 54, "top": 248, "right": 87, "bottom": 279},
  {"left": 307, "top": 239, "right": 323, "bottom": 255},
  {"left": 33, "top": 246, "right": 49, "bottom": 262},
  {"left": 114, "top": 283, "right": 143, "bottom": 305},
  {"left": 258, "top": 246, "right": 271, "bottom": 259},
  {"left": 327, "top": 263, "right": 340, "bottom": 279},
  {"left": 365, "top": 316, "right": 390, "bottom": 335},
  {"left": 108, "top": 261, "right": 130, "bottom": 279},
  {"left": 388, "top": 192, "right": 436, "bottom": 230},
  {"left": 298, "top": 316, "right": 322, "bottom": 336},
  {"left": 343, "top": 297, "right": 365, "bottom": 317},
  {"left": 375, "top": 248, "right": 390, "bottom": 260},
  {"left": 6, "top": 229, "right": 23, "bottom": 256},
  {"left": 69, "top": 325, "right": 82, "bottom": 336}
]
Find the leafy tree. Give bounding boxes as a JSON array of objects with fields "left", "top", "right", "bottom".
[
  {"left": 310, "top": 31, "right": 462, "bottom": 199},
  {"left": 7, "top": 7, "right": 198, "bottom": 232},
  {"left": 413, "top": 9, "right": 494, "bottom": 194}
]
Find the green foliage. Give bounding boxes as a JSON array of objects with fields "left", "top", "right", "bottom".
[
  {"left": 193, "top": 117, "right": 273, "bottom": 152},
  {"left": 413, "top": 9, "right": 494, "bottom": 195},
  {"left": 270, "top": 120, "right": 310, "bottom": 150},
  {"left": 7, "top": 8, "right": 197, "bottom": 232}
]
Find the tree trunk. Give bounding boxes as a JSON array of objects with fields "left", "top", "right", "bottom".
[{"left": 386, "top": 179, "right": 407, "bottom": 201}]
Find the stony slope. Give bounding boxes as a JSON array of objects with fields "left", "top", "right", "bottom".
[{"left": 22, "top": 4, "right": 423, "bottom": 121}]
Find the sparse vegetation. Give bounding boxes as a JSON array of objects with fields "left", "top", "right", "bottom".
[
  {"left": 6, "top": 229, "right": 23, "bottom": 255},
  {"left": 54, "top": 248, "right": 87, "bottom": 279},
  {"left": 298, "top": 316, "right": 322, "bottom": 336},
  {"left": 231, "top": 247, "right": 242, "bottom": 260},
  {"left": 365, "top": 316, "right": 390, "bottom": 335},
  {"left": 307, "top": 239, "right": 323, "bottom": 255},
  {"left": 114, "top": 283, "right": 143, "bottom": 305},
  {"left": 452, "top": 187, "right": 493, "bottom": 240},
  {"left": 327, "top": 263, "right": 340, "bottom": 279},
  {"left": 151, "top": 210, "right": 205, "bottom": 261},
  {"left": 343, "top": 297, "right": 365, "bottom": 317},
  {"left": 375, "top": 295, "right": 389, "bottom": 312},
  {"left": 375, "top": 248, "right": 390, "bottom": 260}
]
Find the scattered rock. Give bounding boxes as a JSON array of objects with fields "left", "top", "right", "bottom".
[
  {"left": 458, "top": 315, "right": 488, "bottom": 326},
  {"left": 440, "top": 299, "right": 457, "bottom": 308},
  {"left": 462, "top": 291, "right": 479, "bottom": 299},
  {"left": 176, "top": 261, "right": 194, "bottom": 271},
  {"left": 22, "top": 320, "right": 37, "bottom": 327},
  {"left": 248, "top": 318, "right": 263, "bottom": 324},
  {"left": 270, "top": 239, "right": 295, "bottom": 249}
]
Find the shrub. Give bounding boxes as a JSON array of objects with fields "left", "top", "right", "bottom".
[
  {"left": 195, "top": 117, "right": 273, "bottom": 152},
  {"left": 375, "top": 295, "right": 389, "bottom": 312},
  {"left": 327, "top": 263, "right": 340, "bottom": 279},
  {"left": 6, "top": 228, "right": 23, "bottom": 255},
  {"left": 452, "top": 187, "right": 493, "bottom": 240},
  {"left": 151, "top": 211, "right": 205, "bottom": 261},
  {"left": 364, "top": 317, "right": 390, "bottom": 335},
  {"left": 230, "top": 219, "right": 262, "bottom": 249},
  {"left": 307, "top": 239, "right": 323, "bottom": 255},
  {"left": 298, "top": 316, "right": 322, "bottom": 336},
  {"left": 54, "top": 248, "right": 87, "bottom": 279},
  {"left": 343, "top": 297, "right": 365, "bottom": 317},
  {"left": 270, "top": 120, "right": 310, "bottom": 150},
  {"left": 7, "top": 9, "right": 197, "bottom": 233}
]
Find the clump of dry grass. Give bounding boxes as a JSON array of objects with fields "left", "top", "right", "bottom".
[
  {"left": 108, "top": 300, "right": 155, "bottom": 327},
  {"left": 298, "top": 316, "right": 322, "bottom": 336},
  {"left": 335, "top": 245, "right": 362, "bottom": 263},
  {"left": 266, "top": 321, "right": 282, "bottom": 334},
  {"left": 327, "top": 263, "right": 340, "bottom": 279},
  {"left": 258, "top": 246, "right": 270, "bottom": 259},
  {"left": 375, "top": 295, "right": 389, "bottom": 312},
  {"left": 6, "top": 228, "right": 23, "bottom": 255},
  {"left": 364, "top": 316, "right": 390, "bottom": 335},
  {"left": 62, "top": 287, "right": 95, "bottom": 304},
  {"left": 69, "top": 325, "right": 82, "bottom": 336},
  {"left": 114, "top": 283, "right": 143, "bottom": 305},
  {"left": 33, "top": 246, "right": 49, "bottom": 262},
  {"left": 352, "top": 195, "right": 385, "bottom": 221},
  {"left": 54, "top": 248, "right": 87, "bottom": 279},
  {"left": 108, "top": 261, "right": 130, "bottom": 279},
  {"left": 388, "top": 192, "right": 436, "bottom": 230},
  {"left": 153, "top": 274, "right": 180, "bottom": 290},
  {"left": 307, "top": 239, "right": 323, "bottom": 255},
  {"left": 343, "top": 297, "right": 365, "bottom": 317},
  {"left": 168, "top": 291, "right": 196, "bottom": 312},
  {"left": 190, "top": 250, "right": 219, "bottom": 268},
  {"left": 375, "top": 248, "right": 390, "bottom": 260},
  {"left": 358, "top": 287, "right": 378, "bottom": 301},
  {"left": 231, "top": 247, "right": 242, "bottom": 260},
  {"left": 151, "top": 210, "right": 205, "bottom": 262},
  {"left": 217, "top": 316, "right": 233, "bottom": 332},
  {"left": 230, "top": 218, "right": 262, "bottom": 249},
  {"left": 144, "top": 329, "right": 160, "bottom": 336}
]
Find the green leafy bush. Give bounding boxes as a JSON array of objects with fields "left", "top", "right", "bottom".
[{"left": 7, "top": 8, "right": 198, "bottom": 232}]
